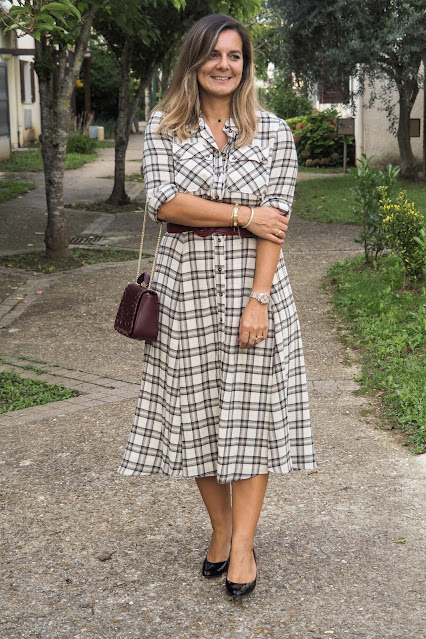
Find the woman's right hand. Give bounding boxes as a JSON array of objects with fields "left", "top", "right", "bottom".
[{"left": 244, "top": 206, "right": 289, "bottom": 244}]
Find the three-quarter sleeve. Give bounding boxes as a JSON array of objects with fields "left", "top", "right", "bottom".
[
  {"left": 142, "top": 111, "right": 178, "bottom": 223},
  {"left": 260, "top": 120, "right": 298, "bottom": 218}
]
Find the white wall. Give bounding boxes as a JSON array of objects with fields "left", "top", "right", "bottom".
[{"left": 354, "top": 73, "right": 423, "bottom": 167}]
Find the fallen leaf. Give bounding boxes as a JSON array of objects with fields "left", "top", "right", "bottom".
[
  {"left": 35, "top": 291, "right": 43, "bottom": 295},
  {"left": 394, "top": 537, "right": 407, "bottom": 544},
  {"left": 14, "top": 297, "right": 24, "bottom": 300}
]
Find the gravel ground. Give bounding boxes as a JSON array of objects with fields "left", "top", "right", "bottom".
[{"left": 0, "top": 136, "right": 425, "bottom": 639}]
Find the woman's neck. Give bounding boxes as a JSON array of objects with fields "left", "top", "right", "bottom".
[{"left": 200, "top": 96, "right": 231, "bottom": 123}]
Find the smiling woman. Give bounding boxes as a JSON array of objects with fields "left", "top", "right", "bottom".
[{"left": 117, "top": 13, "right": 315, "bottom": 600}]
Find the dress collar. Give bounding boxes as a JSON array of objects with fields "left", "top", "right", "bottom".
[{"left": 189, "top": 114, "right": 238, "bottom": 140}]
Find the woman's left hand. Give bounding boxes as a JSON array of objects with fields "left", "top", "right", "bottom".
[{"left": 238, "top": 300, "right": 269, "bottom": 349}]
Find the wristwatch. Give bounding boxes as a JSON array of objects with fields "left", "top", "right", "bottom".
[{"left": 249, "top": 292, "right": 270, "bottom": 305}]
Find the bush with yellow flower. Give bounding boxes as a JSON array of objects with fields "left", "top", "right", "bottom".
[{"left": 381, "top": 190, "right": 426, "bottom": 285}]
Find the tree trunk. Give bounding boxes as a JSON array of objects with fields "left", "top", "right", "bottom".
[
  {"left": 396, "top": 85, "right": 419, "bottom": 181},
  {"left": 107, "top": 42, "right": 153, "bottom": 206},
  {"left": 38, "top": 67, "right": 70, "bottom": 259},
  {"left": 106, "top": 37, "right": 132, "bottom": 205},
  {"left": 35, "top": 6, "right": 98, "bottom": 259},
  {"left": 145, "top": 79, "right": 152, "bottom": 121}
]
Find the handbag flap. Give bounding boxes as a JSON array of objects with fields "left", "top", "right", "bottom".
[{"left": 114, "top": 284, "right": 146, "bottom": 336}]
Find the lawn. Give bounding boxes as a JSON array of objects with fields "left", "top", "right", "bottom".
[
  {"left": 0, "top": 248, "right": 140, "bottom": 273},
  {"left": 293, "top": 176, "right": 426, "bottom": 224},
  {"left": 0, "top": 370, "right": 77, "bottom": 413},
  {"left": 0, "top": 149, "right": 99, "bottom": 172},
  {"left": 328, "top": 254, "right": 426, "bottom": 452},
  {"left": 0, "top": 179, "right": 37, "bottom": 203}
]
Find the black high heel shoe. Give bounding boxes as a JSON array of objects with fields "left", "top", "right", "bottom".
[
  {"left": 202, "top": 556, "right": 229, "bottom": 578},
  {"left": 225, "top": 550, "right": 257, "bottom": 597}
]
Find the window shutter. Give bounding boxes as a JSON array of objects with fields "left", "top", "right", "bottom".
[
  {"left": 30, "top": 62, "right": 36, "bottom": 103},
  {"left": 19, "top": 60, "right": 25, "bottom": 103}
]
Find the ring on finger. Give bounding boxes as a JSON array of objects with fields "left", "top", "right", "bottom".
[
  {"left": 256, "top": 335, "right": 263, "bottom": 341},
  {"left": 275, "top": 229, "right": 284, "bottom": 237}
]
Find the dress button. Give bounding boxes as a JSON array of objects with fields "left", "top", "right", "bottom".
[
  {"left": 218, "top": 267, "right": 222, "bottom": 273},
  {"left": 217, "top": 238, "right": 222, "bottom": 242},
  {"left": 215, "top": 195, "right": 220, "bottom": 200},
  {"left": 219, "top": 292, "right": 223, "bottom": 296}
]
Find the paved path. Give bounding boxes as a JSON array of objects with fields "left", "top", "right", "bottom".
[{"left": 0, "top": 139, "right": 424, "bottom": 639}]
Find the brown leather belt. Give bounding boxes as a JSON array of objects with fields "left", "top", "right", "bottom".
[{"left": 166, "top": 223, "right": 255, "bottom": 238}]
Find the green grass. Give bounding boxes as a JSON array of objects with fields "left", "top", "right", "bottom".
[
  {"left": 66, "top": 199, "right": 143, "bottom": 214},
  {"left": 0, "top": 247, "right": 140, "bottom": 273},
  {"left": 0, "top": 179, "right": 37, "bottom": 202},
  {"left": 102, "top": 172, "right": 144, "bottom": 183},
  {"left": 294, "top": 176, "right": 426, "bottom": 224},
  {"left": 327, "top": 254, "right": 426, "bottom": 452},
  {"left": 298, "top": 165, "right": 350, "bottom": 174},
  {"left": 0, "top": 149, "right": 99, "bottom": 172},
  {"left": 0, "top": 370, "right": 77, "bottom": 413},
  {"left": 95, "top": 140, "right": 115, "bottom": 148}
]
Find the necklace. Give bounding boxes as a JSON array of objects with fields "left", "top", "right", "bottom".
[{"left": 204, "top": 114, "right": 229, "bottom": 125}]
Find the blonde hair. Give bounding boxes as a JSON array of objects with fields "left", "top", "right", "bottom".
[{"left": 156, "top": 13, "right": 259, "bottom": 147}]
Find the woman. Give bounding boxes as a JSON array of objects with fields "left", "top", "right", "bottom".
[{"left": 118, "top": 13, "right": 316, "bottom": 598}]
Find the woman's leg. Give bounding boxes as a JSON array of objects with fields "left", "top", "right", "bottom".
[
  {"left": 227, "top": 473, "right": 269, "bottom": 583},
  {"left": 196, "top": 476, "right": 232, "bottom": 562}
]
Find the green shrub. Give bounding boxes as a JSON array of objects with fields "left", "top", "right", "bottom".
[
  {"left": 287, "top": 109, "right": 355, "bottom": 167},
  {"left": 262, "top": 82, "right": 312, "bottom": 120},
  {"left": 66, "top": 132, "right": 97, "bottom": 155},
  {"left": 381, "top": 190, "right": 426, "bottom": 285},
  {"left": 350, "top": 155, "right": 400, "bottom": 264}
]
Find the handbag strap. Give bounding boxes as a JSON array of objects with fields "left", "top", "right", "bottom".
[{"left": 136, "top": 201, "right": 163, "bottom": 290}]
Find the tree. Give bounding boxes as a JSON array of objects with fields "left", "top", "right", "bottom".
[
  {"left": 269, "top": 0, "right": 426, "bottom": 180},
  {"left": 1, "top": 0, "right": 112, "bottom": 259}
]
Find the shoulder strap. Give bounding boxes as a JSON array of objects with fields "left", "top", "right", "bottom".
[{"left": 136, "top": 201, "right": 163, "bottom": 289}]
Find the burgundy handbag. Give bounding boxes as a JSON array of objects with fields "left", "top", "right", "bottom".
[{"left": 114, "top": 204, "right": 163, "bottom": 341}]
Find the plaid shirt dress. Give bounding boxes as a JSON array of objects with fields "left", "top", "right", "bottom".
[{"left": 118, "top": 109, "right": 316, "bottom": 484}]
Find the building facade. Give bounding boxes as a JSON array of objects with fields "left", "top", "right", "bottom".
[{"left": 0, "top": 29, "right": 41, "bottom": 160}]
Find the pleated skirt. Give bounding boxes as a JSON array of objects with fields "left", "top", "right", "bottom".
[{"left": 118, "top": 231, "right": 316, "bottom": 484}]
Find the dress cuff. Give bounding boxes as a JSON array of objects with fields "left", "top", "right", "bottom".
[
  {"left": 146, "top": 183, "right": 179, "bottom": 222},
  {"left": 261, "top": 197, "right": 291, "bottom": 219}
]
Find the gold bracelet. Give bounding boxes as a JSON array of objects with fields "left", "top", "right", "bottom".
[
  {"left": 231, "top": 203, "right": 239, "bottom": 228},
  {"left": 242, "top": 207, "right": 255, "bottom": 229}
]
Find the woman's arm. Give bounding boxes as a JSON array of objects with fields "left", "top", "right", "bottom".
[
  {"left": 239, "top": 120, "right": 298, "bottom": 348},
  {"left": 158, "top": 195, "right": 288, "bottom": 245},
  {"left": 239, "top": 240, "right": 281, "bottom": 348}
]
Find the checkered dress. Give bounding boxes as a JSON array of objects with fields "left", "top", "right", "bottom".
[{"left": 118, "top": 110, "right": 316, "bottom": 484}]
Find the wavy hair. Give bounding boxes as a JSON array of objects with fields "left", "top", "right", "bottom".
[{"left": 156, "top": 13, "right": 259, "bottom": 147}]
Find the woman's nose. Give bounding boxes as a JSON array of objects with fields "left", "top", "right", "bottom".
[{"left": 217, "top": 54, "right": 229, "bottom": 69}]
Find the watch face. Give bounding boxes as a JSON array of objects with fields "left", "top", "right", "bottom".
[{"left": 260, "top": 294, "right": 269, "bottom": 304}]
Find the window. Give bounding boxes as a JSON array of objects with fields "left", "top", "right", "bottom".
[
  {"left": 19, "top": 60, "right": 35, "bottom": 104},
  {"left": 318, "top": 76, "right": 349, "bottom": 104}
]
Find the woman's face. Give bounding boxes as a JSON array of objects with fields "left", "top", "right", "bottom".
[{"left": 196, "top": 29, "right": 244, "bottom": 102}]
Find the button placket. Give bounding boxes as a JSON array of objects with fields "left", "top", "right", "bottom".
[{"left": 214, "top": 235, "right": 226, "bottom": 328}]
